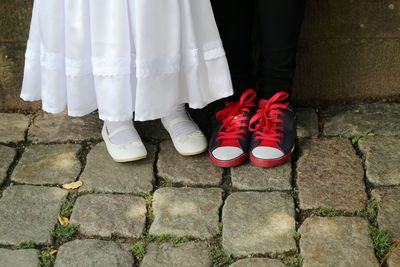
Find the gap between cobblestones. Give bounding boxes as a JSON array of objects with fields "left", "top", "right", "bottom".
[
  {"left": 2, "top": 107, "right": 393, "bottom": 266},
  {"left": 0, "top": 143, "right": 24, "bottom": 199},
  {"left": 351, "top": 136, "right": 394, "bottom": 264},
  {"left": 289, "top": 142, "right": 302, "bottom": 259}
]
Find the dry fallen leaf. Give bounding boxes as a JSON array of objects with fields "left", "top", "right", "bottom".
[
  {"left": 49, "top": 249, "right": 58, "bottom": 255},
  {"left": 58, "top": 215, "right": 70, "bottom": 226},
  {"left": 62, "top": 181, "right": 83, "bottom": 190}
]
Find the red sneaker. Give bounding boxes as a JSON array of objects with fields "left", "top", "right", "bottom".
[
  {"left": 208, "top": 89, "right": 257, "bottom": 167},
  {"left": 249, "top": 91, "right": 295, "bottom": 167}
]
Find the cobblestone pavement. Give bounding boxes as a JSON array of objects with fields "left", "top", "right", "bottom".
[{"left": 0, "top": 103, "right": 399, "bottom": 267}]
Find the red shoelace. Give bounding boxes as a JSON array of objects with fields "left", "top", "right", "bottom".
[
  {"left": 216, "top": 89, "right": 257, "bottom": 144},
  {"left": 249, "top": 92, "right": 290, "bottom": 144}
]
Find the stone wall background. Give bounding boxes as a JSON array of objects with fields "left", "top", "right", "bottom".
[{"left": 1, "top": 0, "right": 400, "bottom": 112}]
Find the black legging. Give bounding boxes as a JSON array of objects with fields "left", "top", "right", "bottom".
[{"left": 211, "top": 0, "right": 305, "bottom": 101}]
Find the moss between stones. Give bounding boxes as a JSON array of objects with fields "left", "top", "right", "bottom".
[
  {"left": 210, "top": 245, "right": 234, "bottom": 267},
  {"left": 370, "top": 226, "right": 391, "bottom": 259},
  {"left": 16, "top": 240, "right": 36, "bottom": 249},
  {"left": 39, "top": 250, "right": 56, "bottom": 267},
  {"left": 130, "top": 242, "right": 146, "bottom": 260}
]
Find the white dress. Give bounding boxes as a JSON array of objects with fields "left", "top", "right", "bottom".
[{"left": 21, "top": 0, "right": 233, "bottom": 121}]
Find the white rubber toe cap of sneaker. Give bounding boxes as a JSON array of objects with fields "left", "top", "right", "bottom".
[
  {"left": 252, "top": 147, "right": 284, "bottom": 160},
  {"left": 102, "top": 125, "right": 147, "bottom": 162},
  {"left": 173, "top": 131, "right": 207, "bottom": 156},
  {"left": 212, "top": 146, "right": 244, "bottom": 161}
]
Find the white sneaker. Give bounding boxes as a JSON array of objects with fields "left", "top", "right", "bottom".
[
  {"left": 101, "top": 124, "right": 147, "bottom": 162},
  {"left": 161, "top": 112, "right": 207, "bottom": 156}
]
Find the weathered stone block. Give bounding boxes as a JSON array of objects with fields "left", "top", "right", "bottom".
[
  {"left": 322, "top": 103, "right": 400, "bottom": 137},
  {"left": 157, "top": 140, "right": 223, "bottom": 186},
  {"left": 70, "top": 194, "right": 146, "bottom": 238},
  {"left": 141, "top": 242, "right": 210, "bottom": 267},
  {"left": 231, "top": 162, "right": 292, "bottom": 191},
  {"left": 0, "top": 113, "right": 30, "bottom": 143},
  {"left": 296, "top": 108, "right": 319, "bottom": 138},
  {"left": 0, "top": 248, "right": 39, "bottom": 267},
  {"left": 299, "top": 217, "right": 379, "bottom": 267},
  {"left": 222, "top": 192, "right": 296, "bottom": 257},
  {"left": 54, "top": 239, "right": 134, "bottom": 267},
  {"left": 359, "top": 137, "right": 400, "bottom": 186},
  {"left": 79, "top": 142, "right": 154, "bottom": 194},
  {"left": 372, "top": 187, "right": 400, "bottom": 240},
  {"left": 149, "top": 187, "right": 223, "bottom": 239},
  {"left": 0, "top": 145, "right": 15, "bottom": 185},
  {"left": 11, "top": 144, "right": 81, "bottom": 185},
  {"left": 297, "top": 138, "right": 367, "bottom": 212},
  {"left": 28, "top": 112, "right": 102, "bottom": 143},
  {"left": 0, "top": 185, "right": 68, "bottom": 245},
  {"left": 230, "top": 258, "right": 285, "bottom": 267}
]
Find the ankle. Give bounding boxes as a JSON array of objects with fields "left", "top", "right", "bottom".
[
  {"left": 161, "top": 106, "right": 200, "bottom": 138},
  {"left": 104, "top": 120, "right": 141, "bottom": 145}
]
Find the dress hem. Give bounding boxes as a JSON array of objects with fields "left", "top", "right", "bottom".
[{"left": 20, "top": 89, "right": 233, "bottom": 122}]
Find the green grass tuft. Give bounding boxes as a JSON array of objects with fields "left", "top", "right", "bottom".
[
  {"left": 16, "top": 240, "right": 37, "bottom": 249},
  {"left": 143, "top": 193, "right": 153, "bottom": 206},
  {"left": 39, "top": 250, "right": 56, "bottom": 267},
  {"left": 52, "top": 224, "right": 79, "bottom": 240},
  {"left": 144, "top": 234, "right": 188, "bottom": 245},
  {"left": 60, "top": 200, "right": 74, "bottom": 217},
  {"left": 370, "top": 226, "right": 391, "bottom": 258},
  {"left": 315, "top": 207, "right": 338, "bottom": 217},
  {"left": 356, "top": 199, "right": 378, "bottom": 220},
  {"left": 351, "top": 136, "right": 361, "bottom": 145},
  {"left": 293, "top": 231, "right": 301, "bottom": 241},
  {"left": 210, "top": 245, "right": 234, "bottom": 267},
  {"left": 351, "top": 129, "right": 375, "bottom": 145},
  {"left": 130, "top": 242, "right": 146, "bottom": 260},
  {"left": 364, "top": 128, "right": 375, "bottom": 137},
  {"left": 287, "top": 255, "right": 304, "bottom": 267},
  {"left": 159, "top": 177, "right": 173, "bottom": 187}
]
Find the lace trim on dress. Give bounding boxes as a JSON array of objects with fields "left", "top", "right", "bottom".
[{"left": 24, "top": 40, "right": 227, "bottom": 77}]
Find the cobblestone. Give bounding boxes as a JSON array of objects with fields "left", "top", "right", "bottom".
[
  {"left": 322, "top": 103, "right": 400, "bottom": 137},
  {"left": 230, "top": 258, "right": 285, "bottom": 267},
  {"left": 359, "top": 137, "right": 400, "bottom": 186},
  {"left": 296, "top": 108, "right": 319, "bottom": 138},
  {"left": 0, "top": 113, "right": 30, "bottom": 143},
  {"left": 149, "top": 187, "right": 223, "bottom": 239},
  {"left": 70, "top": 194, "right": 146, "bottom": 238},
  {"left": 79, "top": 142, "right": 154, "bottom": 194},
  {"left": 299, "top": 216, "right": 378, "bottom": 267},
  {"left": 28, "top": 112, "right": 102, "bottom": 143},
  {"left": 0, "top": 145, "right": 15, "bottom": 185},
  {"left": 371, "top": 187, "right": 400, "bottom": 239},
  {"left": 11, "top": 144, "right": 81, "bottom": 185},
  {"left": 54, "top": 239, "right": 134, "bottom": 267},
  {"left": 141, "top": 242, "right": 210, "bottom": 267},
  {"left": 0, "top": 248, "right": 39, "bottom": 267},
  {"left": 222, "top": 192, "right": 296, "bottom": 257},
  {"left": 231, "top": 162, "right": 292, "bottom": 191},
  {"left": 387, "top": 244, "right": 400, "bottom": 267},
  {"left": 297, "top": 138, "right": 367, "bottom": 212},
  {"left": 157, "top": 140, "right": 223, "bottom": 186},
  {"left": 0, "top": 185, "right": 67, "bottom": 245}
]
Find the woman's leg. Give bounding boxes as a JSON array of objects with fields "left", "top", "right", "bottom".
[
  {"left": 255, "top": 0, "right": 305, "bottom": 100},
  {"left": 248, "top": 0, "right": 305, "bottom": 167},
  {"left": 208, "top": 0, "right": 256, "bottom": 167},
  {"left": 211, "top": 0, "right": 255, "bottom": 101}
]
